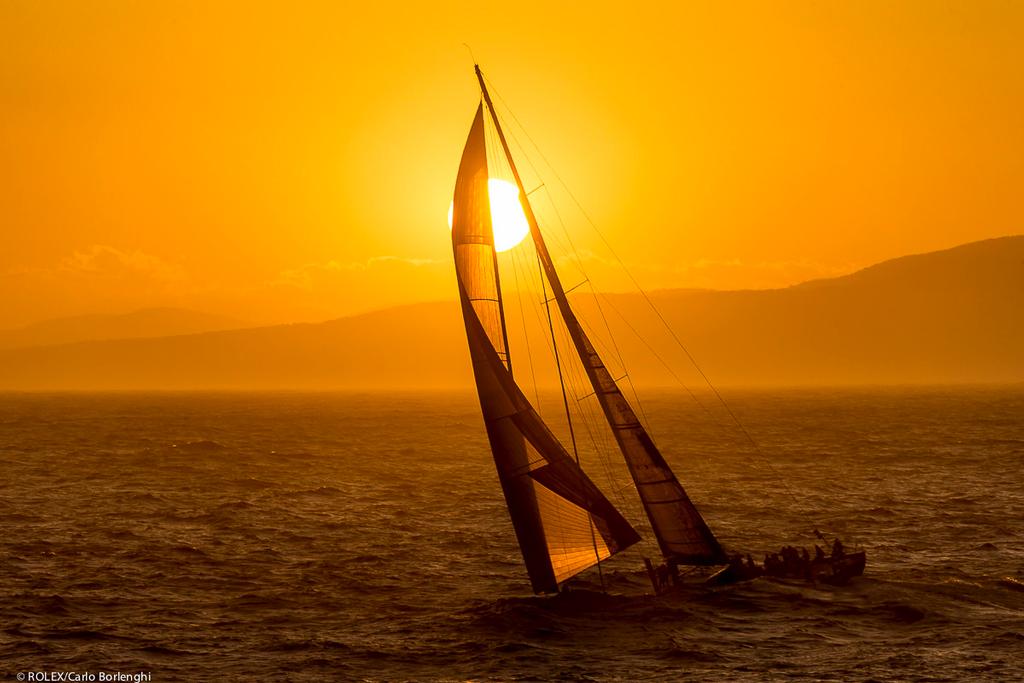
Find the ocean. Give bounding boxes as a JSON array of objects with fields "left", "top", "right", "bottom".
[{"left": 1, "top": 388, "right": 1022, "bottom": 681}]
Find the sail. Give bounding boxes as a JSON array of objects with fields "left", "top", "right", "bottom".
[
  {"left": 469, "top": 70, "right": 726, "bottom": 566},
  {"left": 531, "top": 239, "right": 727, "bottom": 565},
  {"left": 452, "top": 104, "right": 641, "bottom": 593}
]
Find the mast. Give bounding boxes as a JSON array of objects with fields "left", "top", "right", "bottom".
[
  {"left": 451, "top": 97, "right": 641, "bottom": 594},
  {"left": 474, "top": 66, "right": 607, "bottom": 587},
  {"left": 475, "top": 66, "right": 726, "bottom": 566}
]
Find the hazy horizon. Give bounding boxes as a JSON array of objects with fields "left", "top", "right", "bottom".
[
  {"left": 1, "top": 235, "right": 1020, "bottom": 391},
  {"left": 2, "top": 232, "right": 1020, "bottom": 333}
]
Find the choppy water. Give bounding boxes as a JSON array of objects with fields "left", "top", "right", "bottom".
[{"left": 0, "top": 388, "right": 1022, "bottom": 681}]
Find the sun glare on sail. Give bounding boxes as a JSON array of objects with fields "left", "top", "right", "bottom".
[{"left": 448, "top": 178, "right": 530, "bottom": 252}]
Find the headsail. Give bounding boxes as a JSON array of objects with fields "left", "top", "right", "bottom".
[
  {"left": 531, "top": 240, "right": 727, "bottom": 565},
  {"left": 452, "top": 103, "right": 641, "bottom": 594},
  {"left": 473, "top": 68, "right": 727, "bottom": 566}
]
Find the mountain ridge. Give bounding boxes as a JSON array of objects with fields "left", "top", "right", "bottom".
[
  {"left": 0, "top": 307, "right": 249, "bottom": 351},
  {"left": 0, "top": 236, "right": 1020, "bottom": 389}
]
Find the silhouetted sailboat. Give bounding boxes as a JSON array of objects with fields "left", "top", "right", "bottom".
[{"left": 451, "top": 66, "right": 864, "bottom": 594}]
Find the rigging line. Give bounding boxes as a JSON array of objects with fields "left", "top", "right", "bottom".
[
  {"left": 578, "top": 389, "right": 631, "bottom": 509},
  {"left": 554, "top": 299, "right": 633, "bottom": 512},
  {"left": 529, "top": 226, "right": 628, "bottom": 377},
  {"left": 483, "top": 74, "right": 770, "bottom": 557},
  {"left": 592, "top": 295, "right": 797, "bottom": 492},
  {"left": 484, "top": 75, "right": 814, "bottom": 520},
  {"left": 586, "top": 293, "right": 654, "bottom": 433},
  {"left": 510, "top": 246, "right": 542, "bottom": 411},
  {"left": 552, "top": 313, "right": 614, "bottom": 493},
  {"left": 577, "top": 295, "right": 655, "bottom": 434},
  {"left": 484, "top": 75, "right": 711, "bottom": 413},
  {"left": 481, "top": 74, "right": 547, "bottom": 192},
  {"left": 538, "top": 185, "right": 632, "bottom": 375},
  {"left": 535, "top": 248, "right": 605, "bottom": 593},
  {"left": 544, "top": 278, "right": 589, "bottom": 303},
  {"left": 485, "top": 149, "right": 592, "bottom": 580},
  {"left": 542, "top": 175, "right": 654, "bottom": 432},
  {"left": 518, "top": 238, "right": 561, "bottom": 377},
  {"left": 593, "top": 305, "right": 807, "bottom": 509},
  {"left": 556, "top": 307, "right": 631, "bottom": 511},
  {"left": 485, "top": 100, "right": 651, "bottom": 516},
  {"left": 514, "top": 189, "right": 609, "bottom": 581},
  {"left": 576, "top": 373, "right": 629, "bottom": 401},
  {"left": 540, "top": 294, "right": 626, "bottom": 507},
  {"left": 499, "top": 157, "right": 629, "bottom": 429},
  {"left": 519, "top": 247, "right": 565, "bottom": 406},
  {"left": 595, "top": 292, "right": 722, "bottom": 440},
  {"left": 521, "top": 202, "right": 634, "bottom": 400}
]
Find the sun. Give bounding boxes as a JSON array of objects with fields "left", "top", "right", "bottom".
[{"left": 449, "top": 178, "right": 530, "bottom": 252}]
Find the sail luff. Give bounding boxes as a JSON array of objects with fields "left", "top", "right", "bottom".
[
  {"left": 453, "top": 104, "right": 553, "bottom": 590},
  {"left": 475, "top": 67, "right": 726, "bottom": 565}
]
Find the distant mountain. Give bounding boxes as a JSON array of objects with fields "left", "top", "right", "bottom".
[
  {"left": 0, "top": 307, "right": 248, "bottom": 351},
  {"left": 0, "top": 237, "right": 1020, "bottom": 389},
  {"left": 625, "top": 235, "right": 1024, "bottom": 386}
]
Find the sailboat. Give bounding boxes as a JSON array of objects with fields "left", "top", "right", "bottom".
[{"left": 450, "top": 65, "right": 864, "bottom": 595}]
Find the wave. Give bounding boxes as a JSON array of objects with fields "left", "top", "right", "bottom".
[
  {"left": 173, "top": 440, "right": 227, "bottom": 452},
  {"left": 41, "top": 629, "right": 124, "bottom": 641},
  {"left": 4, "top": 389, "right": 1023, "bottom": 680},
  {"left": 998, "top": 576, "right": 1024, "bottom": 592},
  {"left": 269, "top": 639, "right": 354, "bottom": 653},
  {"left": 135, "top": 644, "right": 200, "bottom": 656}
]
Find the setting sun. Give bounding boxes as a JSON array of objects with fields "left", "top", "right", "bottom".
[{"left": 449, "top": 178, "right": 530, "bottom": 252}]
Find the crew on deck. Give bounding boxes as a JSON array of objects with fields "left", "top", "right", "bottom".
[{"left": 762, "top": 539, "right": 848, "bottom": 578}]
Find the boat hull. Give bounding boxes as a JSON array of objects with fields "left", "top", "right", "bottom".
[
  {"left": 805, "top": 551, "right": 867, "bottom": 585},
  {"left": 703, "top": 551, "right": 867, "bottom": 587}
]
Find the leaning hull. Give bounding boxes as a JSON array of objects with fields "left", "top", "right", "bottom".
[
  {"left": 765, "top": 551, "right": 867, "bottom": 585},
  {"left": 702, "top": 551, "right": 868, "bottom": 588}
]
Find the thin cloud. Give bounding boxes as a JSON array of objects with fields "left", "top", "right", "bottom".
[
  {"left": 553, "top": 248, "right": 855, "bottom": 291},
  {"left": 57, "top": 245, "right": 188, "bottom": 284},
  {"left": 271, "top": 256, "right": 450, "bottom": 290}
]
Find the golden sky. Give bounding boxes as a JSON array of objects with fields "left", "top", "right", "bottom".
[{"left": 2, "top": 0, "right": 1021, "bottom": 327}]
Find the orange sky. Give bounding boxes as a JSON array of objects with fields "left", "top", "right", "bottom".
[{"left": 2, "top": 1, "right": 1021, "bottom": 327}]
